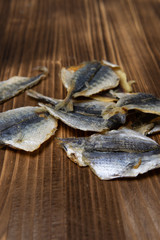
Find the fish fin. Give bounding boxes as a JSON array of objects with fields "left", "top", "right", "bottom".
[
  {"left": 55, "top": 99, "right": 73, "bottom": 112},
  {"left": 101, "top": 103, "right": 116, "bottom": 116},
  {"left": 54, "top": 99, "right": 66, "bottom": 110},
  {"left": 65, "top": 100, "right": 74, "bottom": 112},
  {"left": 32, "top": 66, "right": 49, "bottom": 76},
  {"left": 55, "top": 84, "right": 74, "bottom": 110},
  {"left": 27, "top": 89, "right": 41, "bottom": 99}
]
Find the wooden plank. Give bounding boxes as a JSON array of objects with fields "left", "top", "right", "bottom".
[{"left": 0, "top": 0, "right": 160, "bottom": 239}]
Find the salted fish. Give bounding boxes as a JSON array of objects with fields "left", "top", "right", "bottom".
[
  {"left": 27, "top": 89, "right": 115, "bottom": 116},
  {"left": 0, "top": 106, "right": 57, "bottom": 151},
  {"left": 73, "top": 64, "right": 119, "bottom": 97},
  {"left": 61, "top": 129, "right": 159, "bottom": 154},
  {"left": 59, "top": 129, "right": 160, "bottom": 180},
  {"left": 83, "top": 149, "right": 160, "bottom": 180},
  {"left": 72, "top": 99, "right": 115, "bottom": 116},
  {"left": 57, "top": 61, "right": 120, "bottom": 110},
  {"left": 27, "top": 90, "right": 59, "bottom": 106},
  {"left": 39, "top": 98, "right": 126, "bottom": 132},
  {"left": 61, "top": 60, "right": 134, "bottom": 94},
  {"left": 0, "top": 67, "right": 48, "bottom": 104},
  {"left": 39, "top": 103, "right": 111, "bottom": 132},
  {"left": 116, "top": 92, "right": 160, "bottom": 115},
  {"left": 55, "top": 61, "right": 101, "bottom": 110}
]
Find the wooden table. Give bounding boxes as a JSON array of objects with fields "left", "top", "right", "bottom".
[{"left": 0, "top": 0, "right": 160, "bottom": 239}]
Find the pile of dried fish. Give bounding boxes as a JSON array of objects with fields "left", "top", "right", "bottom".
[{"left": 0, "top": 60, "right": 160, "bottom": 180}]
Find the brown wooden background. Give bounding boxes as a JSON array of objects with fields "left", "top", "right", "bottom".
[{"left": 0, "top": 0, "right": 160, "bottom": 239}]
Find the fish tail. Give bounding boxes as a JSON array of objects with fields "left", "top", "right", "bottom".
[
  {"left": 54, "top": 98, "right": 69, "bottom": 111},
  {"left": 65, "top": 100, "right": 74, "bottom": 112},
  {"left": 54, "top": 99, "right": 73, "bottom": 111},
  {"left": 55, "top": 87, "right": 74, "bottom": 111},
  {"left": 32, "top": 66, "right": 49, "bottom": 76},
  {"left": 27, "top": 90, "right": 42, "bottom": 99}
]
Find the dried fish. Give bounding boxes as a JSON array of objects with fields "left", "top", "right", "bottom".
[
  {"left": 60, "top": 129, "right": 160, "bottom": 180},
  {"left": 72, "top": 99, "right": 115, "bottom": 116},
  {"left": 0, "top": 67, "right": 48, "bottom": 104},
  {"left": 0, "top": 106, "right": 57, "bottom": 151},
  {"left": 39, "top": 95, "right": 126, "bottom": 131},
  {"left": 73, "top": 64, "right": 119, "bottom": 97},
  {"left": 61, "top": 60, "right": 134, "bottom": 94},
  {"left": 39, "top": 103, "right": 111, "bottom": 132},
  {"left": 27, "top": 90, "right": 116, "bottom": 116},
  {"left": 27, "top": 90, "right": 59, "bottom": 106},
  {"left": 57, "top": 61, "right": 121, "bottom": 110},
  {"left": 61, "top": 129, "right": 159, "bottom": 153},
  {"left": 116, "top": 92, "right": 160, "bottom": 115},
  {"left": 83, "top": 149, "right": 160, "bottom": 180},
  {"left": 55, "top": 61, "right": 101, "bottom": 110}
]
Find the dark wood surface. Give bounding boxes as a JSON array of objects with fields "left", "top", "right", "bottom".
[{"left": 0, "top": 0, "right": 160, "bottom": 239}]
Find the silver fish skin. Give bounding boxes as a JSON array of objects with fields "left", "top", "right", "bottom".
[
  {"left": 0, "top": 67, "right": 48, "bottom": 104},
  {"left": 59, "top": 129, "right": 160, "bottom": 179},
  {"left": 27, "top": 90, "right": 115, "bottom": 116},
  {"left": 73, "top": 100, "right": 115, "bottom": 116},
  {"left": 55, "top": 62, "right": 101, "bottom": 110},
  {"left": 0, "top": 106, "right": 57, "bottom": 151},
  {"left": 116, "top": 93, "right": 160, "bottom": 115},
  {"left": 60, "top": 62, "right": 101, "bottom": 90},
  {"left": 74, "top": 65, "right": 119, "bottom": 97},
  {"left": 84, "top": 128, "right": 160, "bottom": 152},
  {"left": 40, "top": 103, "right": 109, "bottom": 132},
  {"left": 83, "top": 149, "right": 160, "bottom": 180},
  {"left": 62, "top": 60, "right": 134, "bottom": 94}
]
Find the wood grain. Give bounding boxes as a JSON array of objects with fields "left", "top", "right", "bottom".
[{"left": 0, "top": 0, "right": 160, "bottom": 239}]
